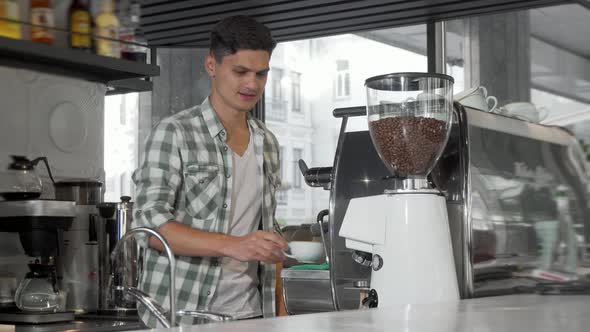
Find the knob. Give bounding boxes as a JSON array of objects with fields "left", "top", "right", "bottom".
[
  {"left": 352, "top": 251, "right": 372, "bottom": 267},
  {"left": 361, "top": 289, "right": 378, "bottom": 308},
  {"left": 371, "top": 254, "right": 383, "bottom": 271}
]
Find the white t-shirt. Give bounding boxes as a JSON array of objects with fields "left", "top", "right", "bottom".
[{"left": 208, "top": 131, "right": 263, "bottom": 318}]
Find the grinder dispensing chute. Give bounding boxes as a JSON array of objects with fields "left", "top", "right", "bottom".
[{"left": 339, "top": 72, "right": 459, "bottom": 308}]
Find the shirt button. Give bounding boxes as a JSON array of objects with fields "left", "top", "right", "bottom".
[
  {"left": 222, "top": 203, "right": 227, "bottom": 209},
  {"left": 207, "top": 291, "right": 211, "bottom": 296},
  {"left": 223, "top": 146, "right": 228, "bottom": 151},
  {"left": 198, "top": 179, "right": 204, "bottom": 184},
  {"left": 225, "top": 173, "right": 231, "bottom": 179},
  {"left": 220, "top": 130, "right": 226, "bottom": 136}
]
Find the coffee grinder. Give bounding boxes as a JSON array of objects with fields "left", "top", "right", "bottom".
[
  {"left": 0, "top": 199, "right": 76, "bottom": 323},
  {"left": 339, "top": 73, "right": 459, "bottom": 308}
]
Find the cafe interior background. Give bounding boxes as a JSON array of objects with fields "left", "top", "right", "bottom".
[
  {"left": 108, "top": 3, "right": 590, "bottom": 229},
  {"left": 0, "top": 0, "right": 590, "bottom": 324}
]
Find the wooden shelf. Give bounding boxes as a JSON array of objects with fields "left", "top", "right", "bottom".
[{"left": 0, "top": 36, "right": 159, "bottom": 94}]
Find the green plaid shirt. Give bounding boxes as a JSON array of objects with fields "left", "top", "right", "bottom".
[{"left": 132, "top": 97, "right": 281, "bottom": 327}]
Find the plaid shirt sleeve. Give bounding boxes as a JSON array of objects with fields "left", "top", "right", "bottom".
[{"left": 132, "top": 119, "right": 183, "bottom": 231}]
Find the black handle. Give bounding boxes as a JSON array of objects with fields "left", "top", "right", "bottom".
[
  {"left": 299, "top": 159, "right": 332, "bottom": 189},
  {"left": 298, "top": 159, "right": 309, "bottom": 175},
  {"left": 88, "top": 214, "right": 98, "bottom": 243},
  {"left": 332, "top": 106, "right": 366, "bottom": 118},
  {"left": 316, "top": 209, "right": 329, "bottom": 233},
  {"left": 31, "top": 157, "right": 56, "bottom": 185},
  {"left": 362, "top": 289, "right": 378, "bottom": 308},
  {"left": 316, "top": 209, "right": 329, "bottom": 223}
]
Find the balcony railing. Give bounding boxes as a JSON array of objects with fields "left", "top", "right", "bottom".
[
  {"left": 265, "top": 99, "right": 288, "bottom": 122},
  {"left": 276, "top": 190, "right": 288, "bottom": 205}
]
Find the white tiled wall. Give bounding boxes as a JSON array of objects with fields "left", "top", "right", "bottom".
[
  {"left": 0, "top": 65, "right": 106, "bottom": 277},
  {"left": 0, "top": 65, "right": 106, "bottom": 195}
]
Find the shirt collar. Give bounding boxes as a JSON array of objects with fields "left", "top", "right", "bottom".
[
  {"left": 199, "top": 97, "right": 265, "bottom": 139},
  {"left": 246, "top": 112, "right": 266, "bottom": 137},
  {"left": 198, "top": 97, "right": 226, "bottom": 139}
]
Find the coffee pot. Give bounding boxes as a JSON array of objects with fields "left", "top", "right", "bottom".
[
  {"left": 14, "top": 261, "right": 61, "bottom": 312},
  {"left": 0, "top": 155, "right": 56, "bottom": 200}
]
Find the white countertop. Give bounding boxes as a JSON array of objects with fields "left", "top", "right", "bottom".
[{"left": 141, "top": 295, "right": 590, "bottom": 332}]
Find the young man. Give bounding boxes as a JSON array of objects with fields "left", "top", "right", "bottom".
[{"left": 132, "top": 15, "right": 288, "bottom": 327}]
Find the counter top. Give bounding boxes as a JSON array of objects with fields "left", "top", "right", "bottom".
[
  {"left": 0, "top": 316, "right": 145, "bottom": 332},
  {"left": 138, "top": 294, "right": 590, "bottom": 332}
]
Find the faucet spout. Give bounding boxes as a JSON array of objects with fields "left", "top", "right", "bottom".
[
  {"left": 118, "top": 286, "right": 170, "bottom": 328},
  {"left": 111, "top": 227, "right": 177, "bottom": 327}
]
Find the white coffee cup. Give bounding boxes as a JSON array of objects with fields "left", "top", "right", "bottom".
[
  {"left": 454, "top": 86, "right": 498, "bottom": 113},
  {"left": 500, "top": 102, "right": 548, "bottom": 123},
  {"left": 283, "top": 241, "right": 324, "bottom": 263}
]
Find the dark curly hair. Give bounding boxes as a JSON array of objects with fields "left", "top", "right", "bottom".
[{"left": 210, "top": 15, "right": 277, "bottom": 62}]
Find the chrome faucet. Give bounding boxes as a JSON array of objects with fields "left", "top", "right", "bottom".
[
  {"left": 111, "top": 227, "right": 233, "bottom": 327},
  {"left": 112, "top": 227, "right": 177, "bottom": 327}
]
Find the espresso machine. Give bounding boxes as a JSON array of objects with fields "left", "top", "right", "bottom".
[{"left": 284, "top": 79, "right": 590, "bottom": 314}]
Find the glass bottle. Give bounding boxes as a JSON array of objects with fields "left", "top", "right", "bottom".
[
  {"left": 0, "top": 0, "right": 21, "bottom": 39},
  {"left": 69, "top": 0, "right": 91, "bottom": 50},
  {"left": 119, "top": 0, "right": 146, "bottom": 62},
  {"left": 95, "top": 0, "right": 120, "bottom": 58},
  {"left": 30, "top": 0, "right": 54, "bottom": 44}
]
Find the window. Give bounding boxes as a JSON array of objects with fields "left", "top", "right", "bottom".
[
  {"left": 266, "top": 67, "right": 287, "bottom": 121},
  {"left": 104, "top": 93, "right": 139, "bottom": 202},
  {"left": 445, "top": 5, "right": 590, "bottom": 125},
  {"left": 291, "top": 71, "right": 301, "bottom": 113},
  {"left": 292, "top": 148, "right": 303, "bottom": 189},
  {"left": 336, "top": 59, "right": 350, "bottom": 98},
  {"left": 271, "top": 67, "right": 283, "bottom": 102},
  {"left": 277, "top": 146, "right": 287, "bottom": 205},
  {"left": 265, "top": 27, "right": 427, "bottom": 226}
]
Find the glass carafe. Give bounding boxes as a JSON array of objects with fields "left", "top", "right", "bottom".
[
  {"left": 14, "top": 263, "right": 61, "bottom": 312},
  {"left": 0, "top": 155, "right": 55, "bottom": 200}
]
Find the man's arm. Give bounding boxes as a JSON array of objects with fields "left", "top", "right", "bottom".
[{"left": 149, "top": 221, "right": 287, "bottom": 264}]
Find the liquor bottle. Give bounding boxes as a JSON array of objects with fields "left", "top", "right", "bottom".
[
  {"left": 119, "top": 0, "right": 146, "bottom": 62},
  {"left": 69, "top": 0, "right": 91, "bottom": 50},
  {"left": 95, "top": 0, "right": 120, "bottom": 58},
  {"left": 0, "top": 0, "right": 21, "bottom": 39},
  {"left": 30, "top": 0, "right": 54, "bottom": 44}
]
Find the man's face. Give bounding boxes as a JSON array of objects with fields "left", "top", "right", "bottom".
[{"left": 206, "top": 49, "right": 270, "bottom": 113}]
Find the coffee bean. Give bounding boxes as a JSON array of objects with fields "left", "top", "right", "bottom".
[{"left": 369, "top": 116, "right": 447, "bottom": 176}]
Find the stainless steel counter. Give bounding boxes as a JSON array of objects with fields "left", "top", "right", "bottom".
[
  {"left": 135, "top": 295, "right": 590, "bottom": 331},
  {"left": 0, "top": 316, "right": 145, "bottom": 332}
]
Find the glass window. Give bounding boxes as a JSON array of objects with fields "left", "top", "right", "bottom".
[
  {"left": 265, "top": 27, "right": 427, "bottom": 226},
  {"left": 292, "top": 148, "right": 303, "bottom": 189},
  {"left": 335, "top": 59, "right": 350, "bottom": 98},
  {"left": 104, "top": 93, "right": 139, "bottom": 202},
  {"left": 267, "top": 67, "right": 287, "bottom": 121},
  {"left": 445, "top": 4, "right": 590, "bottom": 125},
  {"left": 291, "top": 71, "right": 301, "bottom": 113},
  {"left": 277, "top": 146, "right": 288, "bottom": 205},
  {"left": 271, "top": 67, "right": 283, "bottom": 101}
]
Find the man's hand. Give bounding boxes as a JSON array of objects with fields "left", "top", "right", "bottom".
[{"left": 222, "top": 231, "right": 289, "bottom": 264}]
